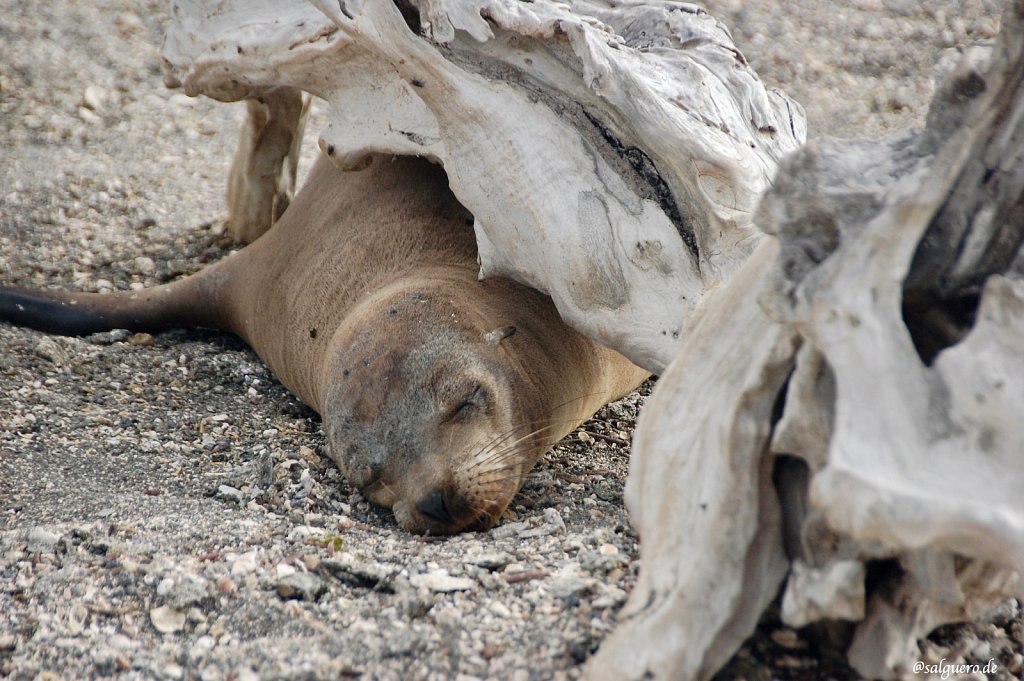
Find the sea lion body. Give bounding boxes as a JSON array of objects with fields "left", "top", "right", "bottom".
[{"left": 0, "top": 154, "right": 648, "bottom": 534}]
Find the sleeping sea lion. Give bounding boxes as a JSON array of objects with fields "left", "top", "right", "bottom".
[{"left": 0, "top": 153, "right": 649, "bottom": 534}]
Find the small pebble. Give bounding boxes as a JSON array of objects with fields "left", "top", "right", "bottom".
[
  {"left": 776, "top": 655, "right": 805, "bottom": 668},
  {"left": 78, "top": 106, "right": 102, "bottom": 125},
  {"left": 115, "top": 11, "right": 145, "bottom": 34},
  {"left": 162, "top": 662, "right": 185, "bottom": 680},
  {"left": 82, "top": 84, "right": 108, "bottom": 112},
  {"left": 129, "top": 332, "right": 155, "bottom": 346},
  {"left": 215, "top": 576, "right": 237, "bottom": 594},
  {"left": 230, "top": 551, "right": 259, "bottom": 576},
  {"left": 26, "top": 526, "right": 62, "bottom": 550},
  {"left": 150, "top": 605, "right": 186, "bottom": 634},
  {"left": 276, "top": 572, "right": 326, "bottom": 601},
  {"left": 770, "top": 629, "right": 805, "bottom": 650},
  {"left": 490, "top": 522, "right": 529, "bottom": 540},
  {"left": 217, "top": 485, "right": 244, "bottom": 503},
  {"left": 67, "top": 603, "right": 89, "bottom": 634},
  {"left": 92, "top": 648, "right": 117, "bottom": 675},
  {"left": 134, "top": 255, "right": 156, "bottom": 273},
  {"left": 466, "top": 552, "right": 514, "bottom": 571},
  {"left": 190, "top": 635, "right": 216, "bottom": 660},
  {"left": 411, "top": 570, "right": 475, "bottom": 593}
]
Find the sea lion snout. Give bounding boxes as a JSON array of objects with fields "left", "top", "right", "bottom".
[
  {"left": 389, "top": 483, "right": 499, "bottom": 535},
  {"left": 342, "top": 423, "right": 527, "bottom": 535}
]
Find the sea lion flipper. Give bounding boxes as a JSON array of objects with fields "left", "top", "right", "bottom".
[
  {"left": 0, "top": 267, "right": 229, "bottom": 337},
  {"left": 0, "top": 285, "right": 119, "bottom": 336}
]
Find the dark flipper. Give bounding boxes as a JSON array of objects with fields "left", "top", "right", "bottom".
[
  {"left": 0, "top": 276, "right": 225, "bottom": 337},
  {"left": 0, "top": 286, "right": 133, "bottom": 336}
]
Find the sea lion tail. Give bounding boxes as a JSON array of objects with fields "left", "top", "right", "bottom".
[{"left": 0, "top": 269, "right": 227, "bottom": 337}]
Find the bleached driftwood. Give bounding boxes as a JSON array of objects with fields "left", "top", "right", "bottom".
[
  {"left": 161, "top": 0, "right": 1024, "bottom": 679},
  {"left": 223, "top": 88, "right": 311, "bottom": 243},
  {"left": 593, "top": 3, "right": 1024, "bottom": 679},
  {"left": 162, "top": 0, "right": 805, "bottom": 372}
]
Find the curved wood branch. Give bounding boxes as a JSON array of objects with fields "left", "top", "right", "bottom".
[
  {"left": 586, "top": 239, "right": 796, "bottom": 680},
  {"left": 225, "top": 88, "right": 311, "bottom": 242}
]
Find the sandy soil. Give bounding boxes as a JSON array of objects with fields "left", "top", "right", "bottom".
[{"left": 1, "top": 1, "right": 1018, "bottom": 680}]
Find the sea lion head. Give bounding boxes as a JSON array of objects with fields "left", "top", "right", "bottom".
[{"left": 321, "top": 285, "right": 550, "bottom": 535}]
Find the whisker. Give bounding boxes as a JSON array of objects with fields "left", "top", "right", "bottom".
[
  {"left": 462, "top": 442, "right": 558, "bottom": 484},
  {"left": 471, "top": 424, "right": 536, "bottom": 458},
  {"left": 477, "top": 418, "right": 578, "bottom": 453},
  {"left": 467, "top": 427, "right": 555, "bottom": 470},
  {"left": 365, "top": 476, "right": 398, "bottom": 503},
  {"left": 461, "top": 444, "right": 535, "bottom": 480},
  {"left": 465, "top": 390, "right": 607, "bottom": 459},
  {"left": 461, "top": 421, "right": 540, "bottom": 462},
  {"left": 468, "top": 412, "right": 620, "bottom": 481},
  {"left": 472, "top": 508, "right": 497, "bottom": 529},
  {"left": 469, "top": 461, "right": 527, "bottom": 479},
  {"left": 465, "top": 428, "right": 590, "bottom": 491},
  {"left": 548, "top": 389, "right": 611, "bottom": 422},
  {"left": 476, "top": 470, "right": 527, "bottom": 484},
  {"left": 467, "top": 433, "right": 539, "bottom": 470},
  {"left": 449, "top": 390, "right": 623, "bottom": 532}
]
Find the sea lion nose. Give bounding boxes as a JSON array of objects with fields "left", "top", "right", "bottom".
[
  {"left": 416, "top": 489, "right": 455, "bottom": 526},
  {"left": 413, "top": 488, "right": 492, "bottom": 534}
]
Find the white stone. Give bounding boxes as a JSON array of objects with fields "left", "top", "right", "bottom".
[
  {"left": 410, "top": 569, "right": 475, "bottom": 593},
  {"left": 150, "top": 605, "right": 186, "bottom": 634}
]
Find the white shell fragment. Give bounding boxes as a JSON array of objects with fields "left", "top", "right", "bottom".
[{"left": 150, "top": 605, "right": 186, "bottom": 635}]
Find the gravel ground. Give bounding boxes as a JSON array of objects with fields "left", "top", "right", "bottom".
[{"left": 1, "top": 1, "right": 1019, "bottom": 680}]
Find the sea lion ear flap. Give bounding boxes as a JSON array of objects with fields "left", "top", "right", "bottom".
[{"left": 484, "top": 325, "right": 517, "bottom": 346}]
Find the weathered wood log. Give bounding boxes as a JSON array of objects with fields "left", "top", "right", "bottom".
[
  {"left": 904, "top": 39, "right": 1024, "bottom": 324},
  {"left": 593, "top": 2, "right": 1024, "bottom": 679},
  {"left": 588, "top": 239, "right": 798, "bottom": 680}
]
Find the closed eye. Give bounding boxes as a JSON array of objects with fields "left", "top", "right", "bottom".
[{"left": 448, "top": 383, "right": 485, "bottom": 421}]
